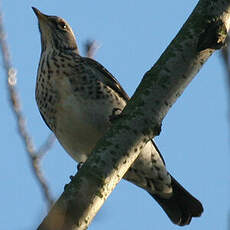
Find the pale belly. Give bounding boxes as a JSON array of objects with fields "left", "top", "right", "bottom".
[
  {"left": 55, "top": 94, "right": 126, "bottom": 162},
  {"left": 54, "top": 93, "right": 171, "bottom": 196}
]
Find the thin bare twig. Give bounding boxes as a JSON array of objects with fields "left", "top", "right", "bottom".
[
  {"left": 0, "top": 4, "right": 54, "bottom": 208},
  {"left": 84, "top": 40, "right": 100, "bottom": 58},
  {"left": 37, "top": 134, "right": 56, "bottom": 158},
  {"left": 220, "top": 35, "right": 230, "bottom": 230},
  {"left": 221, "top": 36, "right": 230, "bottom": 129}
]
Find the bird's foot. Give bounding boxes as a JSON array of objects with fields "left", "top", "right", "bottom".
[{"left": 109, "top": 108, "right": 123, "bottom": 122}]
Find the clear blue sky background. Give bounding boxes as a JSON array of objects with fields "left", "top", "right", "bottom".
[{"left": 1, "top": 1, "right": 229, "bottom": 229}]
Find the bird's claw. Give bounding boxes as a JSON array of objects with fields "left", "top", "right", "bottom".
[{"left": 109, "top": 108, "right": 123, "bottom": 122}]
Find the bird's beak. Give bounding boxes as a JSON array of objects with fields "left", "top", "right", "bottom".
[{"left": 32, "top": 7, "right": 49, "bottom": 22}]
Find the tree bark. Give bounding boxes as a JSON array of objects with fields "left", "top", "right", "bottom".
[{"left": 37, "top": 0, "right": 230, "bottom": 229}]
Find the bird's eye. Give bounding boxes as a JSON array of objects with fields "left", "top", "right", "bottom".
[{"left": 58, "top": 21, "right": 67, "bottom": 30}]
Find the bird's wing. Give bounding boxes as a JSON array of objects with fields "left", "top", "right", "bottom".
[
  {"left": 82, "top": 58, "right": 166, "bottom": 165},
  {"left": 151, "top": 139, "right": 166, "bottom": 165},
  {"left": 82, "top": 57, "right": 130, "bottom": 102}
]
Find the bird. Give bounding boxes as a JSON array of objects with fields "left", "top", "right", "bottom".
[{"left": 32, "top": 7, "right": 203, "bottom": 226}]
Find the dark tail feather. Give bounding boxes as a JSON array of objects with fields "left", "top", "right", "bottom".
[{"left": 150, "top": 175, "right": 203, "bottom": 226}]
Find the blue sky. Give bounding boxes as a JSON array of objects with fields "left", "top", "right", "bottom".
[{"left": 1, "top": 1, "right": 229, "bottom": 229}]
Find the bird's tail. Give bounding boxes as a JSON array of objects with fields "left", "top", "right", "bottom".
[{"left": 150, "top": 175, "right": 203, "bottom": 226}]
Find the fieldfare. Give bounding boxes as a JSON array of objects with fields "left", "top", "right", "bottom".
[{"left": 32, "top": 7, "right": 203, "bottom": 226}]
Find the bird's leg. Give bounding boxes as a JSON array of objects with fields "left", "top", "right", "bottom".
[
  {"left": 64, "top": 162, "right": 84, "bottom": 191},
  {"left": 64, "top": 175, "right": 74, "bottom": 191}
]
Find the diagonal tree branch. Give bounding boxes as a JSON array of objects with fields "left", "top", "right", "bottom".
[{"left": 37, "top": 0, "right": 230, "bottom": 229}]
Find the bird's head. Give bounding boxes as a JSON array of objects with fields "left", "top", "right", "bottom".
[{"left": 32, "top": 7, "right": 78, "bottom": 52}]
